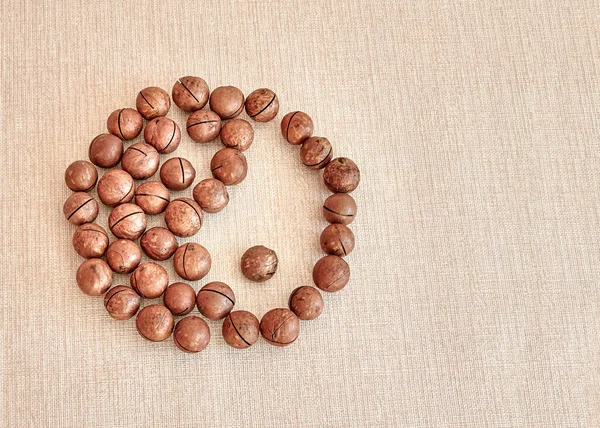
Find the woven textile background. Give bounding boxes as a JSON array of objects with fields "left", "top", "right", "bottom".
[{"left": 1, "top": 0, "right": 599, "bottom": 426}]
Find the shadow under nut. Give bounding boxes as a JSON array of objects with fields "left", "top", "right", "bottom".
[
  {"left": 63, "top": 192, "right": 99, "bottom": 226},
  {"left": 108, "top": 203, "right": 147, "bottom": 240},
  {"left": 104, "top": 285, "right": 141, "bottom": 320},
  {"left": 222, "top": 310, "right": 260, "bottom": 349},
  {"left": 196, "top": 282, "right": 235, "bottom": 320},
  {"left": 312, "top": 255, "right": 350, "bottom": 292},
  {"left": 260, "top": 308, "right": 300, "bottom": 347},
  {"left": 173, "top": 242, "right": 211, "bottom": 281},
  {"left": 210, "top": 148, "right": 247, "bottom": 186},
  {"left": 136, "top": 305, "right": 174, "bottom": 342},
  {"left": 164, "top": 198, "right": 203, "bottom": 237}
]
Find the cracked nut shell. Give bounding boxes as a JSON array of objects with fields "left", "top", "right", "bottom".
[
  {"left": 172, "top": 76, "right": 209, "bottom": 112},
  {"left": 173, "top": 316, "right": 210, "bottom": 353},
  {"left": 88, "top": 133, "right": 123, "bottom": 168},
  {"left": 196, "top": 282, "right": 235, "bottom": 320},
  {"left": 72, "top": 223, "right": 109, "bottom": 259},
  {"left": 164, "top": 198, "right": 203, "bottom": 237},
  {"left": 300, "top": 137, "right": 333, "bottom": 169},
  {"left": 134, "top": 181, "right": 170, "bottom": 215},
  {"left": 160, "top": 157, "right": 196, "bottom": 191},
  {"left": 76, "top": 258, "right": 113, "bottom": 296},
  {"left": 65, "top": 160, "right": 98, "bottom": 192},
  {"left": 186, "top": 109, "right": 222, "bottom": 143},
  {"left": 210, "top": 148, "right": 247, "bottom": 186},
  {"left": 281, "top": 111, "right": 313, "bottom": 145},
  {"left": 163, "top": 282, "right": 196, "bottom": 316},
  {"left": 144, "top": 116, "right": 181, "bottom": 154},
  {"left": 260, "top": 308, "right": 300, "bottom": 347},
  {"left": 192, "top": 178, "right": 229, "bottom": 213},
  {"left": 121, "top": 142, "right": 160, "bottom": 180},
  {"left": 140, "top": 227, "right": 178, "bottom": 261},
  {"left": 320, "top": 223, "right": 355, "bottom": 257},
  {"left": 219, "top": 118, "right": 254, "bottom": 151},
  {"left": 323, "top": 193, "right": 357, "bottom": 225},
  {"left": 108, "top": 203, "right": 146, "bottom": 240},
  {"left": 136, "top": 87, "right": 171, "bottom": 120},
  {"left": 245, "top": 88, "right": 279, "bottom": 122},
  {"left": 136, "top": 304, "right": 174, "bottom": 342},
  {"left": 173, "top": 242, "right": 211, "bottom": 281},
  {"left": 312, "top": 255, "right": 350, "bottom": 292},
  {"left": 97, "top": 169, "right": 135, "bottom": 206},
  {"left": 106, "top": 108, "right": 143, "bottom": 140},
  {"left": 323, "top": 157, "right": 360, "bottom": 193},
  {"left": 222, "top": 310, "right": 260, "bottom": 349},
  {"left": 289, "top": 286, "right": 324, "bottom": 320},
  {"left": 130, "top": 262, "right": 169, "bottom": 299},
  {"left": 106, "top": 239, "right": 141, "bottom": 274},
  {"left": 241, "top": 245, "right": 278, "bottom": 282},
  {"left": 209, "top": 86, "right": 245, "bottom": 119},
  {"left": 63, "top": 192, "right": 99, "bottom": 225},
  {"left": 104, "top": 285, "right": 141, "bottom": 320}
]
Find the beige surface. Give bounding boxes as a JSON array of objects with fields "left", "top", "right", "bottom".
[{"left": 1, "top": 0, "right": 599, "bottom": 426}]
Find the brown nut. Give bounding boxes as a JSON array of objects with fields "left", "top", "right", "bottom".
[
  {"left": 240, "top": 245, "right": 278, "bottom": 282},
  {"left": 222, "top": 311, "right": 260, "bottom": 349},
  {"left": 136, "top": 87, "right": 171, "bottom": 120},
  {"left": 144, "top": 116, "right": 181, "bottom": 154},
  {"left": 104, "top": 286, "right": 141, "bottom": 320},
  {"left": 219, "top": 119, "right": 254, "bottom": 151},
  {"left": 210, "top": 148, "right": 247, "bottom": 186},
  {"left": 281, "top": 111, "right": 313, "bottom": 145},
  {"left": 196, "top": 282, "right": 235, "bottom": 320},
  {"left": 192, "top": 178, "right": 229, "bottom": 213},
  {"left": 209, "top": 86, "right": 245, "bottom": 119},
  {"left": 130, "top": 262, "right": 169, "bottom": 299},
  {"left": 323, "top": 193, "right": 357, "bottom": 225},
  {"left": 159, "top": 157, "right": 196, "bottom": 191},
  {"left": 63, "top": 192, "right": 99, "bottom": 226},
  {"left": 108, "top": 203, "right": 146, "bottom": 240},
  {"left": 72, "top": 223, "right": 109, "bottom": 259},
  {"left": 106, "top": 108, "right": 143, "bottom": 140},
  {"left": 300, "top": 137, "right": 333, "bottom": 169},
  {"left": 121, "top": 142, "right": 160, "bottom": 180},
  {"left": 163, "top": 282, "right": 196, "bottom": 316},
  {"left": 260, "top": 308, "right": 300, "bottom": 347},
  {"left": 245, "top": 88, "right": 279, "bottom": 122},
  {"left": 134, "top": 181, "right": 170, "bottom": 215},
  {"left": 97, "top": 169, "right": 135, "bottom": 206},
  {"left": 186, "top": 109, "right": 222, "bottom": 143},
  {"left": 106, "top": 239, "right": 141, "bottom": 274},
  {"left": 289, "top": 286, "right": 324, "bottom": 320},
  {"left": 172, "top": 76, "right": 209, "bottom": 112},
  {"left": 173, "top": 242, "right": 211, "bottom": 281},
  {"left": 65, "top": 160, "right": 98, "bottom": 192},
  {"left": 312, "top": 255, "right": 350, "bottom": 292},
  {"left": 320, "top": 224, "right": 355, "bottom": 257},
  {"left": 164, "top": 198, "right": 203, "bottom": 237},
  {"left": 323, "top": 157, "right": 360, "bottom": 193},
  {"left": 76, "top": 258, "right": 113, "bottom": 296},
  {"left": 136, "top": 305, "right": 174, "bottom": 342},
  {"left": 88, "top": 133, "right": 123, "bottom": 168},
  {"left": 140, "top": 227, "right": 178, "bottom": 261},
  {"left": 173, "top": 316, "right": 210, "bottom": 353}
]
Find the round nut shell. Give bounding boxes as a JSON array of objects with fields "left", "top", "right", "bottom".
[
  {"left": 136, "top": 87, "right": 171, "bottom": 120},
  {"left": 121, "top": 142, "right": 160, "bottom": 180},
  {"left": 140, "top": 227, "right": 178, "bottom": 261},
  {"left": 63, "top": 192, "right": 99, "bottom": 226},
  {"left": 164, "top": 198, "right": 203, "bottom": 237},
  {"left": 222, "top": 311, "right": 260, "bottom": 349},
  {"left": 245, "top": 88, "right": 279, "bottom": 122},
  {"left": 163, "top": 282, "right": 196, "bottom": 316},
  {"left": 280, "top": 111, "right": 313, "bottom": 145},
  {"left": 172, "top": 242, "right": 211, "bottom": 281},
  {"left": 108, "top": 203, "right": 146, "bottom": 240},
  {"left": 72, "top": 223, "right": 109, "bottom": 259},
  {"left": 144, "top": 116, "right": 181, "bottom": 154},
  {"left": 106, "top": 108, "right": 143, "bottom": 140},
  {"left": 104, "top": 286, "right": 141, "bottom": 320},
  {"left": 136, "top": 305, "right": 174, "bottom": 342},
  {"left": 289, "top": 286, "right": 324, "bottom": 320},
  {"left": 134, "top": 181, "right": 170, "bottom": 215},
  {"left": 209, "top": 86, "right": 245, "bottom": 119},
  {"left": 260, "top": 308, "right": 300, "bottom": 347},
  {"left": 186, "top": 109, "right": 222, "bottom": 143},
  {"left": 312, "top": 255, "right": 350, "bottom": 292},
  {"left": 88, "top": 133, "right": 123, "bottom": 168},
  {"left": 105, "top": 239, "right": 141, "bottom": 274},
  {"left": 172, "top": 76, "right": 209, "bottom": 112},
  {"left": 65, "top": 160, "right": 98, "bottom": 192},
  {"left": 76, "top": 258, "right": 113, "bottom": 296},
  {"left": 97, "top": 169, "right": 135, "bottom": 207},
  {"left": 173, "top": 316, "right": 210, "bottom": 353},
  {"left": 196, "top": 282, "right": 235, "bottom": 320}
]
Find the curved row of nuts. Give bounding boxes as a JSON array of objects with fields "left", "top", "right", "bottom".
[{"left": 63, "top": 76, "right": 360, "bottom": 352}]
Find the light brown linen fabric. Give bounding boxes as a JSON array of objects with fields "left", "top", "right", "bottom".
[{"left": 1, "top": 0, "right": 599, "bottom": 426}]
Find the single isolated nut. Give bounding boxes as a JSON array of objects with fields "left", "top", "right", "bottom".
[
  {"left": 104, "top": 286, "right": 141, "bottom": 320},
  {"left": 173, "top": 316, "right": 210, "bottom": 353},
  {"left": 97, "top": 169, "right": 135, "bottom": 207},
  {"left": 289, "top": 286, "right": 324, "bottom": 320},
  {"left": 219, "top": 118, "right": 254, "bottom": 151},
  {"left": 121, "top": 142, "right": 160, "bottom": 180},
  {"left": 241, "top": 245, "right": 278, "bottom": 282},
  {"left": 172, "top": 76, "right": 209, "bottom": 112},
  {"left": 106, "top": 239, "right": 141, "bottom": 274},
  {"left": 245, "top": 88, "right": 279, "bottom": 122},
  {"left": 173, "top": 242, "right": 211, "bottom": 281},
  {"left": 63, "top": 192, "right": 99, "bottom": 226},
  {"left": 72, "top": 223, "right": 109, "bottom": 259},
  {"left": 144, "top": 116, "right": 181, "bottom": 154},
  {"left": 320, "top": 223, "right": 355, "bottom": 257},
  {"left": 209, "top": 86, "right": 245, "bottom": 119},
  {"left": 323, "top": 193, "right": 357, "bottom": 225},
  {"left": 300, "top": 137, "right": 333, "bottom": 169},
  {"left": 140, "top": 227, "right": 178, "bottom": 261},
  {"left": 130, "top": 262, "right": 169, "bottom": 299},
  {"left": 76, "top": 258, "right": 113, "bottom": 296},
  {"left": 312, "top": 255, "right": 350, "bottom": 292},
  {"left": 136, "top": 305, "right": 174, "bottom": 342},
  {"left": 164, "top": 198, "right": 203, "bottom": 237},
  {"left": 163, "top": 282, "right": 196, "bottom": 316},
  {"left": 281, "top": 111, "right": 313, "bottom": 145},
  {"left": 108, "top": 203, "right": 146, "bottom": 240},
  {"left": 196, "top": 282, "right": 235, "bottom": 320},
  {"left": 210, "top": 148, "right": 247, "bottom": 186},
  {"left": 134, "top": 181, "right": 170, "bottom": 215},
  {"left": 65, "top": 160, "right": 98, "bottom": 192},
  {"left": 186, "top": 109, "right": 222, "bottom": 143},
  {"left": 260, "top": 308, "right": 300, "bottom": 347},
  {"left": 192, "top": 178, "right": 229, "bottom": 213},
  {"left": 88, "top": 133, "right": 123, "bottom": 168},
  {"left": 222, "top": 311, "right": 260, "bottom": 349},
  {"left": 159, "top": 157, "right": 196, "bottom": 191},
  {"left": 106, "top": 108, "right": 143, "bottom": 140},
  {"left": 323, "top": 157, "right": 360, "bottom": 193},
  {"left": 136, "top": 87, "right": 171, "bottom": 120}
]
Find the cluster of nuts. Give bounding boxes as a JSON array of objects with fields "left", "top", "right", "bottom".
[{"left": 63, "top": 76, "right": 360, "bottom": 352}]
